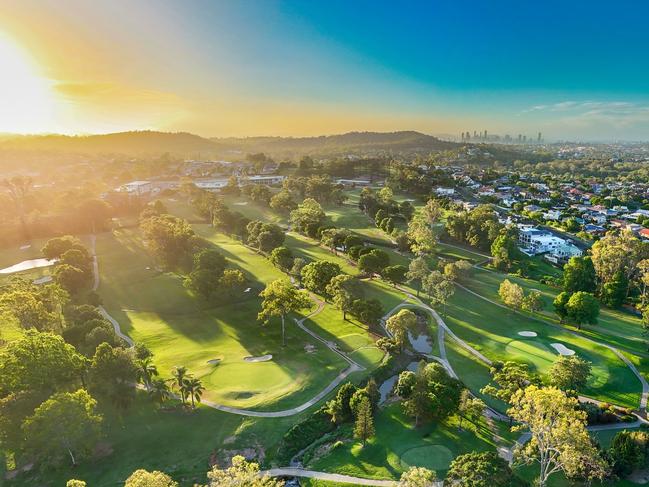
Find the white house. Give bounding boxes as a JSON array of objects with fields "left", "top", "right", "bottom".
[
  {"left": 435, "top": 187, "right": 455, "bottom": 196},
  {"left": 543, "top": 210, "right": 562, "bottom": 221},
  {"left": 244, "top": 175, "right": 286, "bottom": 186},
  {"left": 518, "top": 226, "right": 583, "bottom": 263},
  {"left": 117, "top": 181, "right": 152, "bottom": 196}
]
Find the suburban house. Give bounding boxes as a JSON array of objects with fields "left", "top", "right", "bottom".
[{"left": 518, "top": 226, "right": 583, "bottom": 263}]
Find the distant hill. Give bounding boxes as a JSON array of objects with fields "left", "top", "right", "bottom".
[
  {"left": 0, "top": 131, "right": 218, "bottom": 155},
  {"left": 0, "top": 130, "right": 456, "bottom": 158},
  {"left": 212, "top": 130, "right": 457, "bottom": 157}
]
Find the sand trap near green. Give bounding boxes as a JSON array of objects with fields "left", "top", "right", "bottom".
[{"left": 400, "top": 445, "right": 454, "bottom": 471}]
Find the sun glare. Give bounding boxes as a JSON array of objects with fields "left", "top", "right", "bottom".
[{"left": 0, "top": 33, "right": 55, "bottom": 133}]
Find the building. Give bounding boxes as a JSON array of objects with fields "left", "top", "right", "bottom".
[
  {"left": 244, "top": 175, "right": 286, "bottom": 186},
  {"left": 117, "top": 180, "right": 152, "bottom": 196},
  {"left": 518, "top": 226, "right": 583, "bottom": 263},
  {"left": 435, "top": 187, "right": 455, "bottom": 196},
  {"left": 545, "top": 242, "right": 583, "bottom": 264},
  {"left": 193, "top": 179, "right": 230, "bottom": 192},
  {"left": 543, "top": 210, "right": 562, "bottom": 221},
  {"left": 335, "top": 178, "right": 371, "bottom": 187}
]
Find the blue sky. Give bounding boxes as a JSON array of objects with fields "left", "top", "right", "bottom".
[{"left": 1, "top": 0, "right": 647, "bottom": 139}]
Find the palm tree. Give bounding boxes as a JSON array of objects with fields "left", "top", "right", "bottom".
[
  {"left": 182, "top": 377, "right": 205, "bottom": 409},
  {"left": 136, "top": 357, "right": 158, "bottom": 390},
  {"left": 169, "top": 366, "right": 189, "bottom": 404},
  {"left": 149, "top": 377, "right": 171, "bottom": 406}
]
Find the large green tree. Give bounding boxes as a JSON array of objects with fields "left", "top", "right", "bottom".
[
  {"left": 563, "top": 256, "right": 597, "bottom": 293},
  {"left": 509, "top": 386, "right": 608, "bottom": 487},
  {"left": 207, "top": 455, "right": 284, "bottom": 486},
  {"left": 22, "top": 389, "right": 102, "bottom": 467},
  {"left": 258, "top": 279, "right": 312, "bottom": 346},
  {"left": 300, "top": 261, "right": 342, "bottom": 296},
  {"left": 446, "top": 451, "right": 515, "bottom": 486},
  {"left": 326, "top": 274, "right": 364, "bottom": 319},
  {"left": 549, "top": 355, "right": 592, "bottom": 391}
]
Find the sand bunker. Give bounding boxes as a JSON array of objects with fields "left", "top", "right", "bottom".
[
  {"left": 207, "top": 358, "right": 221, "bottom": 365},
  {"left": 33, "top": 275, "right": 53, "bottom": 285},
  {"left": 0, "top": 258, "right": 56, "bottom": 274},
  {"left": 518, "top": 331, "right": 538, "bottom": 337},
  {"left": 234, "top": 201, "right": 248, "bottom": 206},
  {"left": 19, "top": 244, "right": 31, "bottom": 250},
  {"left": 243, "top": 354, "right": 272, "bottom": 363},
  {"left": 551, "top": 343, "right": 575, "bottom": 356}
]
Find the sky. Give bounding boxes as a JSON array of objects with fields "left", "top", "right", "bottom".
[{"left": 0, "top": 0, "right": 648, "bottom": 141}]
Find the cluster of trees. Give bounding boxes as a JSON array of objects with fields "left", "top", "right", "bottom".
[
  {"left": 282, "top": 175, "right": 346, "bottom": 205},
  {"left": 395, "top": 361, "right": 465, "bottom": 426},
  {"left": 246, "top": 220, "right": 285, "bottom": 253},
  {"left": 324, "top": 380, "right": 380, "bottom": 446},
  {"left": 184, "top": 249, "right": 246, "bottom": 302},
  {"left": 140, "top": 212, "right": 203, "bottom": 270},
  {"left": 445, "top": 205, "right": 503, "bottom": 252},
  {"left": 406, "top": 257, "right": 469, "bottom": 313},
  {"left": 358, "top": 186, "right": 415, "bottom": 236},
  {"left": 479, "top": 359, "right": 608, "bottom": 486},
  {"left": 42, "top": 236, "right": 94, "bottom": 295},
  {"left": 498, "top": 279, "right": 543, "bottom": 314}
]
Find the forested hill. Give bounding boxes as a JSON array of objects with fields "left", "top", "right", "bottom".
[
  {"left": 0, "top": 130, "right": 457, "bottom": 158},
  {"left": 211, "top": 130, "right": 458, "bottom": 156}
]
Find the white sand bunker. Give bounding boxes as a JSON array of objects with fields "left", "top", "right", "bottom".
[
  {"left": 551, "top": 343, "right": 575, "bottom": 356},
  {"left": 244, "top": 354, "right": 273, "bottom": 363},
  {"left": 304, "top": 343, "right": 317, "bottom": 353},
  {"left": 234, "top": 201, "right": 249, "bottom": 206},
  {"left": 0, "top": 258, "right": 56, "bottom": 274},
  {"left": 207, "top": 358, "right": 221, "bottom": 365},
  {"left": 518, "top": 331, "right": 538, "bottom": 337}
]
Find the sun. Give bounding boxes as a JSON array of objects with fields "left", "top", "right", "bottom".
[{"left": 0, "top": 33, "right": 55, "bottom": 133}]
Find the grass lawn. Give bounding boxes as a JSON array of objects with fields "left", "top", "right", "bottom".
[
  {"left": 7, "top": 392, "right": 301, "bottom": 487},
  {"left": 442, "top": 286, "right": 641, "bottom": 409},
  {"left": 307, "top": 403, "right": 500, "bottom": 481},
  {"left": 466, "top": 268, "right": 647, "bottom": 358},
  {"left": 96, "top": 228, "right": 348, "bottom": 410}
]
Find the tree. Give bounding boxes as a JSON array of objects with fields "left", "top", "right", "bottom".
[
  {"left": 498, "top": 279, "right": 524, "bottom": 310},
  {"left": 406, "top": 256, "right": 429, "bottom": 297},
  {"left": 353, "top": 396, "right": 375, "bottom": 446},
  {"left": 217, "top": 269, "right": 247, "bottom": 298},
  {"left": 563, "top": 256, "right": 597, "bottom": 293},
  {"left": 207, "top": 455, "right": 284, "bottom": 487},
  {"left": 601, "top": 271, "right": 628, "bottom": 309},
  {"left": 378, "top": 186, "right": 394, "bottom": 203},
  {"left": 0, "top": 330, "right": 85, "bottom": 397},
  {"left": 386, "top": 309, "right": 417, "bottom": 349},
  {"left": 398, "top": 466, "right": 437, "bottom": 486},
  {"left": 246, "top": 221, "right": 285, "bottom": 252},
  {"left": 289, "top": 257, "right": 306, "bottom": 285},
  {"left": 549, "top": 355, "right": 591, "bottom": 391},
  {"left": 41, "top": 235, "right": 82, "bottom": 259},
  {"left": 399, "top": 201, "right": 415, "bottom": 221},
  {"left": 591, "top": 230, "right": 646, "bottom": 295},
  {"left": 407, "top": 213, "right": 437, "bottom": 254},
  {"left": 170, "top": 366, "right": 189, "bottom": 405},
  {"left": 135, "top": 357, "right": 159, "bottom": 389},
  {"left": 300, "top": 261, "right": 342, "bottom": 296},
  {"left": 258, "top": 279, "right": 312, "bottom": 346},
  {"left": 382, "top": 265, "right": 407, "bottom": 287},
  {"left": 553, "top": 291, "right": 571, "bottom": 323},
  {"left": 289, "top": 198, "right": 326, "bottom": 235},
  {"left": 491, "top": 228, "right": 524, "bottom": 272},
  {"left": 140, "top": 214, "right": 197, "bottom": 269},
  {"left": 125, "top": 469, "right": 178, "bottom": 487},
  {"left": 149, "top": 377, "right": 172, "bottom": 406},
  {"left": 566, "top": 291, "right": 599, "bottom": 328},
  {"left": 423, "top": 198, "right": 443, "bottom": 224},
  {"left": 0, "top": 281, "right": 69, "bottom": 332},
  {"left": 88, "top": 343, "right": 138, "bottom": 409},
  {"left": 269, "top": 246, "right": 294, "bottom": 271},
  {"left": 54, "top": 264, "right": 88, "bottom": 294},
  {"left": 351, "top": 298, "right": 384, "bottom": 326},
  {"left": 326, "top": 274, "right": 364, "bottom": 319},
  {"left": 66, "top": 481, "right": 87, "bottom": 487},
  {"left": 181, "top": 376, "right": 204, "bottom": 409},
  {"left": 522, "top": 289, "right": 543, "bottom": 313},
  {"left": 269, "top": 190, "right": 297, "bottom": 213},
  {"left": 609, "top": 430, "right": 649, "bottom": 476},
  {"left": 481, "top": 361, "right": 536, "bottom": 404},
  {"left": 458, "top": 390, "right": 485, "bottom": 430},
  {"left": 446, "top": 451, "right": 515, "bottom": 486},
  {"left": 509, "top": 386, "right": 608, "bottom": 487},
  {"left": 22, "top": 389, "right": 102, "bottom": 467},
  {"left": 325, "top": 382, "right": 357, "bottom": 424}
]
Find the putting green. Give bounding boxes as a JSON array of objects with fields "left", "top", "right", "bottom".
[
  {"left": 400, "top": 445, "right": 454, "bottom": 470},
  {"left": 504, "top": 339, "right": 555, "bottom": 372}
]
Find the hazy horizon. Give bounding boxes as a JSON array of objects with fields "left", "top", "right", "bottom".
[{"left": 1, "top": 0, "right": 648, "bottom": 141}]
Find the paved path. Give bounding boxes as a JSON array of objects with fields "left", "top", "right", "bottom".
[
  {"left": 90, "top": 234, "right": 135, "bottom": 347},
  {"left": 261, "top": 468, "right": 427, "bottom": 486}
]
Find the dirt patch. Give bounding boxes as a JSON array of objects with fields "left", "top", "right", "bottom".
[{"left": 209, "top": 445, "right": 266, "bottom": 469}]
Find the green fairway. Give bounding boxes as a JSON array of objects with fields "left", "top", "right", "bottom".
[
  {"left": 96, "top": 228, "right": 349, "bottom": 410},
  {"left": 465, "top": 267, "right": 647, "bottom": 357},
  {"left": 442, "top": 286, "right": 641, "bottom": 408},
  {"left": 307, "top": 403, "right": 500, "bottom": 480},
  {"left": 10, "top": 392, "right": 301, "bottom": 487}
]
